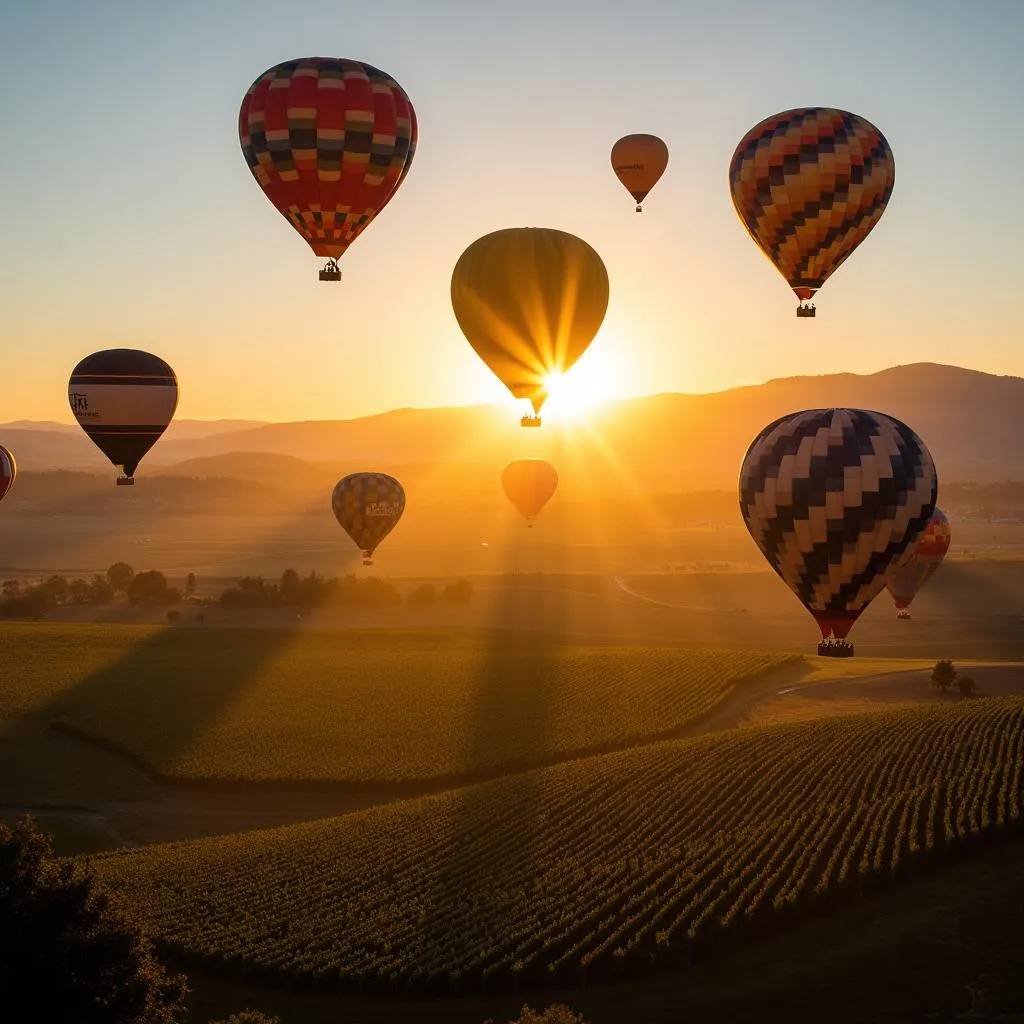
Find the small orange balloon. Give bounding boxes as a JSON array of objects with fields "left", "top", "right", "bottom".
[
  {"left": 501, "top": 459, "right": 558, "bottom": 522},
  {"left": 611, "top": 134, "right": 668, "bottom": 212}
]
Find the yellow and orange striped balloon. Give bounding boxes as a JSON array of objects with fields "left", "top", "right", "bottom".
[{"left": 729, "top": 108, "right": 894, "bottom": 309}]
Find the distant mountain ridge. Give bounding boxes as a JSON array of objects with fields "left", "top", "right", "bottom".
[{"left": 2, "top": 364, "right": 1021, "bottom": 489}]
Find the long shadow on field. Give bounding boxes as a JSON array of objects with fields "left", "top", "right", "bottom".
[
  {"left": 35, "top": 624, "right": 298, "bottom": 784},
  {"left": 415, "top": 521, "right": 574, "bottom": 995},
  {"left": 914, "top": 561, "right": 1024, "bottom": 659}
]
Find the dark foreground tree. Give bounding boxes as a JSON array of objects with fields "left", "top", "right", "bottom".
[
  {"left": 931, "top": 659, "right": 957, "bottom": 694},
  {"left": 0, "top": 818, "right": 187, "bottom": 1023},
  {"left": 208, "top": 1014, "right": 279, "bottom": 1024},
  {"left": 486, "top": 1006, "right": 590, "bottom": 1024}
]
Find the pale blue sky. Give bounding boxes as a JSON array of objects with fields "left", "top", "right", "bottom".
[{"left": 1, "top": 0, "right": 1021, "bottom": 422}]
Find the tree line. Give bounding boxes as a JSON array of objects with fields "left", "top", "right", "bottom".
[
  {"left": 0, "top": 562, "right": 188, "bottom": 618},
  {"left": 218, "top": 569, "right": 473, "bottom": 609}
]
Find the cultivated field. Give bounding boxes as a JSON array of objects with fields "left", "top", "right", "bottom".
[
  {"left": 93, "top": 696, "right": 1024, "bottom": 996},
  {"left": 0, "top": 622, "right": 794, "bottom": 786}
]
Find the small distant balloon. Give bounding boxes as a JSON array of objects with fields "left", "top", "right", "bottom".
[
  {"left": 739, "top": 408, "right": 936, "bottom": 654},
  {"left": 68, "top": 349, "right": 179, "bottom": 486},
  {"left": 729, "top": 108, "right": 894, "bottom": 316},
  {"left": 0, "top": 445, "right": 16, "bottom": 504},
  {"left": 239, "top": 57, "right": 417, "bottom": 281},
  {"left": 611, "top": 134, "right": 668, "bottom": 212},
  {"left": 502, "top": 459, "right": 558, "bottom": 525},
  {"left": 886, "top": 507, "right": 951, "bottom": 617},
  {"left": 331, "top": 473, "right": 406, "bottom": 565},
  {"left": 451, "top": 228, "right": 609, "bottom": 426}
]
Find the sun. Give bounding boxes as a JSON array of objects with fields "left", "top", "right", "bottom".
[{"left": 541, "top": 371, "right": 594, "bottom": 420}]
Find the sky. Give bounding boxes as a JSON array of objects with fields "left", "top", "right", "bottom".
[{"left": 1, "top": 0, "right": 1022, "bottom": 424}]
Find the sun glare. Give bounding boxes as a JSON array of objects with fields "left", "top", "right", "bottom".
[{"left": 542, "top": 344, "right": 624, "bottom": 422}]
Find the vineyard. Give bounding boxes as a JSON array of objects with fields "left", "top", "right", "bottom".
[
  {"left": 92, "top": 697, "right": 1024, "bottom": 995},
  {"left": 0, "top": 622, "right": 792, "bottom": 785}
]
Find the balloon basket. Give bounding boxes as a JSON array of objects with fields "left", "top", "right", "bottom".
[
  {"left": 520, "top": 415, "right": 542, "bottom": 428},
  {"left": 817, "top": 639, "right": 854, "bottom": 658},
  {"left": 796, "top": 304, "right": 816, "bottom": 318},
  {"left": 362, "top": 558, "right": 373, "bottom": 567},
  {"left": 896, "top": 610, "right": 911, "bottom": 620},
  {"left": 635, "top": 204, "right": 642, "bottom": 213},
  {"left": 116, "top": 477, "right": 135, "bottom": 487},
  {"left": 319, "top": 260, "right": 341, "bottom": 282}
]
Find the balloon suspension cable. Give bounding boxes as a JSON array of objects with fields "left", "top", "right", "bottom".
[
  {"left": 816, "top": 638, "right": 854, "bottom": 658},
  {"left": 520, "top": 414, "right": 542, "bottom": 428},
  {"left": 319, "top": 259, "right": 342, "bottom": 283}
]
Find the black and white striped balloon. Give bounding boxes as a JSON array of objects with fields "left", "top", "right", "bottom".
[
  {"left": 739, "top": 408, "right": 937, "bottom": 641},
  {"left": 68, "top": 349, "right": 178, "bottom": 484}
]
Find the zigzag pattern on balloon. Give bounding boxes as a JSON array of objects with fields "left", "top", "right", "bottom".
[
  {"left": 739, "top": 408, "right": 937, "bottom": 639},
  {"left": 729, "top": 108, "right": 894, "bottom": 300}
]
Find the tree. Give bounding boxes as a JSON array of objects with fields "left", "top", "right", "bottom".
[
  {"left": 406, "top": 583, "right": 438, "bottom": 609},
  {"left": 184, "top": 573, "right": 197, "bottom": 598},
  {"left": 208, "top": 1014, "right": 279, "bottom": 1024},
  {"left": 486, "top": 1007, "right": 591, "bottom": 1024},
  {"left": 931, "top": 659, "right": 958, "bottom": 694},
  {"left": 1, "top": 579, "right": 21, "bottom": 598},
  {"left": 442, "top": 579, "right": 474, "bottom": 604},
  {"left": 69, "top": 578, "right": 91, "bottom": 604},
  {"left": 128, "top": 570, "right": 179, "bottom": 605},
  {"left": 38, "top": 575, "right": 70, "bottom": 604},
  {"left": 957, "top": 675, "right": 977, "bottom": 698},
  {"left": 88, "top": 574, "right": 115, "bottom": 604},
  {"left": 107, "top": 562, "right": 135, "bottom": 594},
  {"left": 0, "top": 817, "right": 187, "bottom": 1023}
]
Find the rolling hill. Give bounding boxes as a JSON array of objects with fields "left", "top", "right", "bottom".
[{"left": 4, "top": 364, "right": 1021, "bottom": 489}]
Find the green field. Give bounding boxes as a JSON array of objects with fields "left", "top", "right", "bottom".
[
  {"left": 91, "top": 696, "right": 1024, "bottom": 996},
  {"left": 0, "top": 622, "right": 794, "bottom": 786}
]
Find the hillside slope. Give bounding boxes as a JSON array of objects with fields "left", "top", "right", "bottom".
[{"left": 93, "top": 696, "right": 1024, "bottom": 996}]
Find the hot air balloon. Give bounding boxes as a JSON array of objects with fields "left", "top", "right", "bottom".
[
  {"left": 502, "top": 459, "right": 558, "bottom": 526},
  {"left": 886, "top": 507, "right": 951, "bottom": 619},
  {"left": 68, "top": 350, "right": 178, "bottom": 486},
  {"left": 451, "top": 228, "right": 609, "bottom": 426},
  {"left": 331, "top": 473, "right": 405, "bottom": 565},
  {"left": 239, "top": 57, "right": 417, "bottom": 282},
  {"left": 611, "top": 134, "right": 668, "bottom": 212},
  {"left": 0, "top": 445, "right": 16, "bottom": 504},
  {"left": 739, "top": 408, "right": 936, "bottom": 657},
  {"left": 729, "top": 107, "right": 894, "bottom": 317}
]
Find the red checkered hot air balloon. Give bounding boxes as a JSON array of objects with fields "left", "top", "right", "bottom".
[
  {"left": 729, "top": 108, "right": 894, "bottom": 317},
  {"left": 239, "top": 58, "right": 417, "bottom": 281},
  {"left": 886, "top": 507, "right": 951, "bottom": 618}
]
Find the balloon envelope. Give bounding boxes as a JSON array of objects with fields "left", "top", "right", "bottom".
[
  {"left": 729, "top": 107, "right": 894, "bottom": 303},
  {"left": 68, "top": 350, "right": 178, "bottom": 481},
  {"left": 239, "top": 57, "right": 417, "bottom": 261},
  {"left": 611, "top": 134, "right": 668, "bottom": 209},
  {"left": 451, "top": 228, "right": 609, "bottom": 416},
  {"left": 886, "top": 507, "right": 951, "bottom": 611},
  {"left": 331, "top": 473, "right": 406, "bottom": 561},
  {"left": 502, "top": 459, "right": 558, "bottom": 521},
  {"left": 739, "top": 408, "right": 936, "bottom": 640},
  {"left": 0, "top": 445, "right": 16, "bottom": 504}
]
